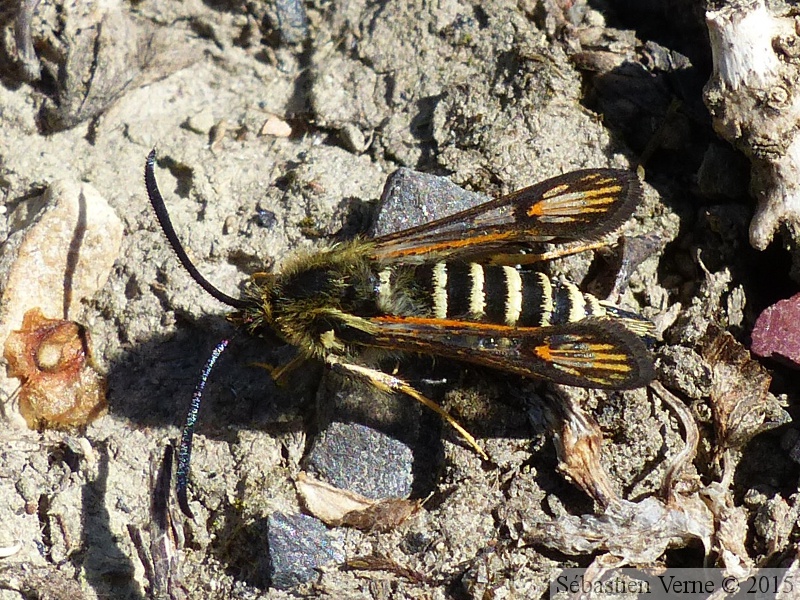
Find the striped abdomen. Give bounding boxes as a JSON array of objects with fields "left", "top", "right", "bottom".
[{"left": 376, "top": 262, "right": 649, "bottom": 333}]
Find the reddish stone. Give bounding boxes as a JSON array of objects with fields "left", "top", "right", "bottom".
[{"left": 751, "top": 293, "right": 800, "bottom": 366}]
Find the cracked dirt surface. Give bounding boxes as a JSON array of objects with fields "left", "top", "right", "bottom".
[{"left": 1, "top": 1, "right": 798, "bottom": 598}]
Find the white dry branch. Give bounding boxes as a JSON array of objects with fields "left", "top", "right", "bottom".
[{"left": 704, "top": 0, "right": 800, "bottom": 250}]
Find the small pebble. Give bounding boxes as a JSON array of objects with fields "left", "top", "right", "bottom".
[
  {"left": 305, "top": 421, "right": 414, "bottom": 500},
  {"left": 259, "top": 115, "right": 292, "bottom": 138},
  {"left": 275, "top": 0, "right": 309, "bottom": 45},
  {"left": 266, "top": 512, "right": 344, "bottom": 589},
  {"left": 371, "top": 168, "right": 489, "bottom": 237}
]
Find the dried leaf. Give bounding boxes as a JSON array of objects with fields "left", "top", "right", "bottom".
[
  {"left": 4, "top": 308, "right": 106, "bottom": 429},
  {"left": 701, "top": 324, "right": 772, "bottom": 454},
  {"left": 338, "top": 498, "right": 422, "bottom": 532},
  {"left": 346, "top": 555, "right": 429, "bottom": 584},
  {"left": 296, "top": 471, "right": 421, "bottom": 532},
  {"left": 149, "top": 445, "right": 187, "bottom": 600},
  {"left": 545, "top": 393, "right": 617, "bottom": 507}
]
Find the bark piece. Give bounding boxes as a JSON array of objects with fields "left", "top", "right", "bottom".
[{"left": 704, "top": 0, "right": 800, "bottom": 252}]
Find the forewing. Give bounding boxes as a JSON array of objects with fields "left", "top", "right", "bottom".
[
  {"left": 363, "top": 316, "right": 655, "bottom": 390},
  {"left": 372, "top": 169, "right": 642, "bottom": 262}
]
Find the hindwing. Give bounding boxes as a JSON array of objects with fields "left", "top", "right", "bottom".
[{"left": 360, "top": 316, "right": 655, "bottom": 390}]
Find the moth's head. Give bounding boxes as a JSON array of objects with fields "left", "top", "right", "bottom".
[{"left": 226, "top": 273, "right": 279, "bottom": 335}]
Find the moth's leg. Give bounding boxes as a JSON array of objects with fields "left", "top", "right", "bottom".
[
  {"left": 326, "top": 357, "right": 488, "bottom": 460},
  {"left": 252, "top": 353, "right": 306, "bottom": 385}
]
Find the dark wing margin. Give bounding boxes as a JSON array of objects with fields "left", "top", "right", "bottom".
[
  {"left": 360, "top": 316, "right": 655, "bottom": 390},
  {"left": 507, "top": 168, "right": 643, "bottom": 239},
  {"left": 371, "top": 169, "right": 643, "bottom": 262}
]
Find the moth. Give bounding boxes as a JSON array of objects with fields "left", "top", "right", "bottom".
[{"left": 144, "top": 151, "right": 655, "bottom": 513}]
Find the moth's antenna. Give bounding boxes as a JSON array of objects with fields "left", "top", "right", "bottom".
[
  {"left": 145, "top": 150, "right": 249, "bottom": 310},
  {"left": 176, "top": 339, "right": 229, "bottom": 518}
]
